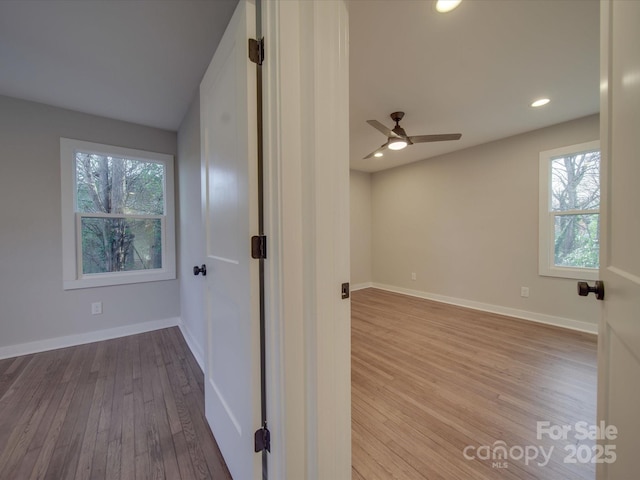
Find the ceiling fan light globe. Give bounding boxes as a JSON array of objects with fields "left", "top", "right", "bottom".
[
  {"left": 388, "top": 139, "right": 408, "bottom": 150},
  {"left": 435, "top": 0, "right": 462, "bottom": 13},
  {"left": 374, "top": 152, "right": 384, "bottom": 157}
]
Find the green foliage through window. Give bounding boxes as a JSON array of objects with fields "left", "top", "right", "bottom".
[
  {"left": 81, "top": 217, "right": 162, "bottom": 274},
  {"left": 550, "top": 149, "right": 600, "bottom": 269},
  {"left": 75, "top": 153, "right": 165, "bottom": 274}
]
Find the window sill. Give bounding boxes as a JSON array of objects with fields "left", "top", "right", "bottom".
[
  {"left": 539, "top": 266, "right": 599, "bottom": 281},
  {"left": 63, "top": 269, "right": 176, "bottom": 290}
]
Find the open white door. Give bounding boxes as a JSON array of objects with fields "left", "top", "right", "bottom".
[
  {"left": 597, "top": 1, "right": 640, "bottom": 478},
  {"left": 200, "top": 1, "right": 261, "bottom": 479}
]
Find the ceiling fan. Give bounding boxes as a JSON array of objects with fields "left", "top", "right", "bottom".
[{"left": 363, "top": 111, "right": 462, "bottom": 159}]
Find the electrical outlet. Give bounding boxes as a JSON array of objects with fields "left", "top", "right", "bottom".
[
  {"left": 91, "top": 301, "right": 103, "bottom": 315},
  {"left": 520, "top": 287, "right": 530, "bottom": 298},
  {"left": 411, "top": 272, "right": 417, "bottom": 281}
]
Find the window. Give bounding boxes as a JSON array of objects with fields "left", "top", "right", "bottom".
[
  {"left": 539, "top": 140, "right": 600, "bottom": 280},
  {"left": 61, "top": 138, "right": 175, "bottom": 289}
]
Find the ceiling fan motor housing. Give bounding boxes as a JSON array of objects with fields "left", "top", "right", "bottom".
[{"left": 392, "top": 126, "right": 408, "bottom": 138}]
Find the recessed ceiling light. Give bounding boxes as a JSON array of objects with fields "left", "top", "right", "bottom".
[
  {"left": 436, "top": 0, "right": 462, "bottom": 13},
  {"left": 531, "top": 98, "right": 551, "bottom": 108},
  {"left": 374, "top": 152, "right": 383, "bottom": 158}
]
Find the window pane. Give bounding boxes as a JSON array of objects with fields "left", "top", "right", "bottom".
[
  {"left": 551, "top": 150, "right": 600, "bottom": 211},
  {"left": 81, "top": 217, "right": 162, "bottom": 274},
  {"left": 554, "top": 214, "right": 599, "bottom": 268},
  {"left": 75, "top": 153, "right": 165, "bottom": 215}
]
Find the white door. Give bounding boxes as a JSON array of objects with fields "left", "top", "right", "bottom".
[
  {"left": 597, "top": 1, "right": 640, "bottom": 478},
  {"left": 200, "top": 1, "right": 261, "bottom": 479}
]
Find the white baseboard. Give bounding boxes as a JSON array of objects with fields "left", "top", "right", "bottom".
[
  {"left": 351, "top": 281, "right": 373, "bottom": 292},
  {"left": 177, "top": 320, "right": 205, "bottom": 372},
  {"left": 0, "top": 317, "right": 180, "bottom": 360},
  {"left": 370, "top": 283, "right": 598, "bottom": 335}
]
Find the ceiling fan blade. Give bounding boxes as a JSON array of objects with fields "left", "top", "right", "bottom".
[
  {"left": 363, "top": 142, "right": 389, "bottom": 159},
  {"left": 409, "top": 133, "right": 462, "bottom": 143},
  {"left": 367, "top": 120, "right": 400, "bottom": 138}
]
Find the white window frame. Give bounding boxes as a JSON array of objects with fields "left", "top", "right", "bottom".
[
  {"left": 538, "top": 140, "right": 600, "bottom": 280},
  {"left": 61, "top": 138, "right": 176, "bottom": 290}
]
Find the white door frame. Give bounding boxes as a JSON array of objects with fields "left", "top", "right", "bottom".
[
  {"left": 262, "top": 1, "right": 351, "bottom": 478},
  {"left": 597, "top": 6, "right": 610, "bottom": 479}
]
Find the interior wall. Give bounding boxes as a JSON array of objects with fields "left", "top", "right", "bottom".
[
  {"left": 0, "top": 95, "right": 180, "bottom": 351},
  {"left": 176, "top": 92, "right": 206, "bottom": 366},
  {"left": 349, "top": 170, "right": 372, "bottom": 287},
  {"left": 371, "top": 114, "right": 600, "bottom": 329}
]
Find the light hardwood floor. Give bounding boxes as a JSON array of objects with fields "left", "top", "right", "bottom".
[
  {"left": 0, "top": 327, "right": 232, "bottom": 480},
  {"left": 351, "top": 288, "right": 597, "bottom": 480},
  {"left": 0, "top": 290, "right": 598, "bottom": 480}
]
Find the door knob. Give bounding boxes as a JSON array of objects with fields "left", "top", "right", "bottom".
[
  {"left": 577, "top": 280, "right": 604, "bottom": 300},
  {"left": 193, "top": 264, "right": 207, "bottom": 276}
]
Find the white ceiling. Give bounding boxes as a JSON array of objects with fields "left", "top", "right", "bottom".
[
  {"left": 0, "top": 1, "right": 599, "bottom": 171},
  {"left": 349, "top": 0, "right": 600, "bottom": 172},
  {"left": 0, "top": 0, "right": 238, "bottom": 131}
]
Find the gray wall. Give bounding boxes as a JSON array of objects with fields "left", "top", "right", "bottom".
[
  {"left": 369, "top": 114, "right": 600, "bottom": 327},
  {"left": 350, "top": 170, "right": 372, "bottom": 287},
  {"left": 176, "top": 92, "right": 207, "bottom": 365},
  {"left": 351, "top": 115, "right": 600, "bottom": 330},
  {"left": 0, "top": 95, "right": 180, "bottom": 349}
]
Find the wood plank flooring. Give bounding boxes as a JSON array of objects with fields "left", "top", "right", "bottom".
[
  {"left": 0, "top": 290, "right": 598, "bottom": 480},
  {"left": 0, "top": 327, "right": 232, "bottom": 480},
  {"left": 351, "top": 288, "right": 598, "bottom": 480}
]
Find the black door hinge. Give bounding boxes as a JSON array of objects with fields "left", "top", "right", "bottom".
[
  {"left": 254, "top": 423, "right": 271, "bottom": 453},
  {"left": 251, "top": 235, "right": 267, "bottom": 259},
  {"left": 249, "top": 38, "right": 264, "bottom": 65}
]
